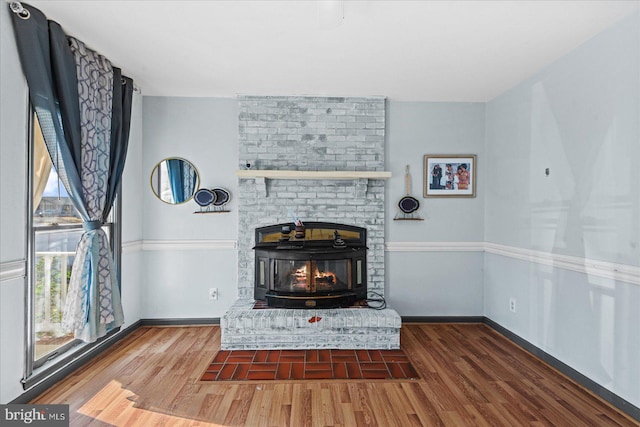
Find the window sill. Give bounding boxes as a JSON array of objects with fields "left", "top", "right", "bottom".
[{"left": 22, "top": 327, "right": 121, "bottom": 391}]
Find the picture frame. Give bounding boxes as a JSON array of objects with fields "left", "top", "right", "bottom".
[{"left": 423, "top": 154, "right": 476, "bottom": 198}]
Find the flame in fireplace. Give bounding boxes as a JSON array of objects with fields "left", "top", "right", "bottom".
[
  {"left": 294, "top": 266, "right": 307, "bottom": 284},
  {"left": 314, "top": 267, "right": 336, "bottom": 285},
  {"left": 291, "top": 265, "right": 337, "bottom": 287}
]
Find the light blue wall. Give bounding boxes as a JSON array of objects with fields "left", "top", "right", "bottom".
[
  {"left": 484, "top": 12, "right": 640, "bottom": 407},
  {"left": 385, "top": 102, "right": 486, "bottom": 315},
  {"left": 1, "top": 3, "right": 32, "bottom": 403},
  {"left": 386, "top": 252, "right": 484, "bottom": 315},
  {"left": 386, "top": 102, "right": 485, "bottom": 241},
  {"left": 141, "top": 97, "right": 239, "bottom": 318},
  {"left": 142, "top": 97, "right": 238, "bottom": 241},
  {"left": 0, "top": 3, "right": 27, "bottom": 265},
  {"left": 485, "top": 13, "right": 639, "bottom": 264},
  {"left": 139, "top": 98, "right": 487, "bottom": 318},
  {"left": 120, "top": 94, "right": 144, "bottom": 325}
]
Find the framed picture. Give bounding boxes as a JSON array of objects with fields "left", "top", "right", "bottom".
[{"left": 423, "top": 155, "right": 476, "bottom": 198}]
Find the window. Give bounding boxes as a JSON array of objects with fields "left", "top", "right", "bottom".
[{"left": 26, "top": 111, "right": 121, "bottom": 378}]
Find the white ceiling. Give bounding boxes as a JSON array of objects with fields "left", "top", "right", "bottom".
[{"left": 25, "top": 0, "right": 640, "bottom": 102}]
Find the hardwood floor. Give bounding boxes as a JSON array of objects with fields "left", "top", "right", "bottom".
[{"left": 32, "top": 324, "right": 638, "bottom": 426}]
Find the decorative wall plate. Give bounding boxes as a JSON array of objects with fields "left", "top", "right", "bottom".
[
  {"left": 398, "top": 196, "right": 420, "bottom": 214},
  {"left": 398, "top": 165, "right": 420, "bottom": 213},
  {"left": 211, "top": 188, "right": 231, "bottom": 206},
  {"left": 194, "top": 188, "right": 216, "bottom": 207}
]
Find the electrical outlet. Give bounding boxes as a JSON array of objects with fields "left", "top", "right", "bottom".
[
  {"left": 509, "top": 298, "right": 516, "bottom": 313},
  {"left": 209, "top": 288, "right": 218, "bottom": 300}
]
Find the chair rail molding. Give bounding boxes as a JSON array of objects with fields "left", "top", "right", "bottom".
[
  {"left": 0, "top": 259, "right": 26, "bottom": 282},
  {"left": 484, "top": 242, "right": 640, "bottom": 286},
  {"left": 123, "top": 239, "right": 237, "bottom": 252},
  {"left": 142, "top": 239, "right": 237, "bottom": 251},
  {"left": 122, "top": 240, "right": 143, "bottom": 254},
  {"left": 385, "top": 241, "right": 484, "bottom": 252},
  {"left": 385, "top": 241, "right": 640, "bottom": 286}
]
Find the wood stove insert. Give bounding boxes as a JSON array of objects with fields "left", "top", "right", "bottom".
[{"left": 254, "top": 222, "right": 367, "bottom": 308}]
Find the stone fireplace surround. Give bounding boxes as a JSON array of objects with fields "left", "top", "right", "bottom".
[{"left": 221, "top": 95, "right": 401, "bottom": 350}]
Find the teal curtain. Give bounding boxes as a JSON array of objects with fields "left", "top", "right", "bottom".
[
  {"left": 166, "top": 158, "right": 187, "bottom": 203},
  {"left": 167, "top": 159, "right": 197, "bottom": 203}
]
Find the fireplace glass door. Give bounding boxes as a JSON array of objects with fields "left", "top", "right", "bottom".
[{"left": 273, "top": 259, "right": 351, "bottom": 294}]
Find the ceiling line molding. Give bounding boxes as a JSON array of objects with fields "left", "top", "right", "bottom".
[
  {"left": 386, "top": 241, "right": 640, "bottom": 286},
  {"left": 0, "top": 259, "right": 26, "bottom": 282}
]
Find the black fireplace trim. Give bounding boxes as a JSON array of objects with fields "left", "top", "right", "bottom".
[
  {"left": 254, "top": 247, "right": 367, "bottom": 302},
  {"left": 254, "top": 221, "right": 367, "bottom": 250},
  {"left": 264, "top": 292, "right": 359, "bottom": 309},
  {"left": 253, "top": 222, "right": 368, "bottom": 307}
]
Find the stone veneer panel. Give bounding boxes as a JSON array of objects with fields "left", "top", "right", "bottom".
[{"left": 237, "top": 95, "right": 386, "bottom": 299}]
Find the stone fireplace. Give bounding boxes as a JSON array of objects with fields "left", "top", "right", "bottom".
[
  {"left": 236, "top": 95, "right": 387, "bottom": 299},
  {"left": 221, "top": 95, "right": 400, "bottom": 350}
]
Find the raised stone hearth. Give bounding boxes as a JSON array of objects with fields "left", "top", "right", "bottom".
[{"left": 221, "top": 299, "right": 401, "bottom": 350}]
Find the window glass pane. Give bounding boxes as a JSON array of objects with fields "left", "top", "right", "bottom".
[
  {"left": 33, "top": 223, "right": 113, "bottom": 362},
  {"left": 28, "top": 110, "right": 119, "bottom": 372},
  {"left": 34, "top": 168, "right": 82, "bottom": 226},
  {"left": 34, "top": 228, "right": 81, "bottom": 361}
]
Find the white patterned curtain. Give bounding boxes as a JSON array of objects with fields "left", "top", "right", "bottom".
[{"left": 60, "top": 37, "right": 124, "bottom": 342}]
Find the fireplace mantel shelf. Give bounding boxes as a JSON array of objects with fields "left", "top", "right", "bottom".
[
  {"left": 236, "top": 170, "right": 391, "bottom": 197},
  {"left": 235, "top": 170, "right": 392, "bottom": 180}
]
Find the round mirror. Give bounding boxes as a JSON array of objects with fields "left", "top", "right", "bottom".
[{"left": 150, "top": 157, "right": 200, "bottom": 205}]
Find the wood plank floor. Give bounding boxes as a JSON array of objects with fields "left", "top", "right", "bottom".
[{"left": 31, "top": 324, "right": 639, "bottom": 426}]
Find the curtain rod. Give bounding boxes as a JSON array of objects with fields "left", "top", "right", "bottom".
[
  {"left": 9, "top": 1, "right": 141, "bottom": 93},
  {"left": 9, "top": 1, "right": 30, "bottom": 19}
]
